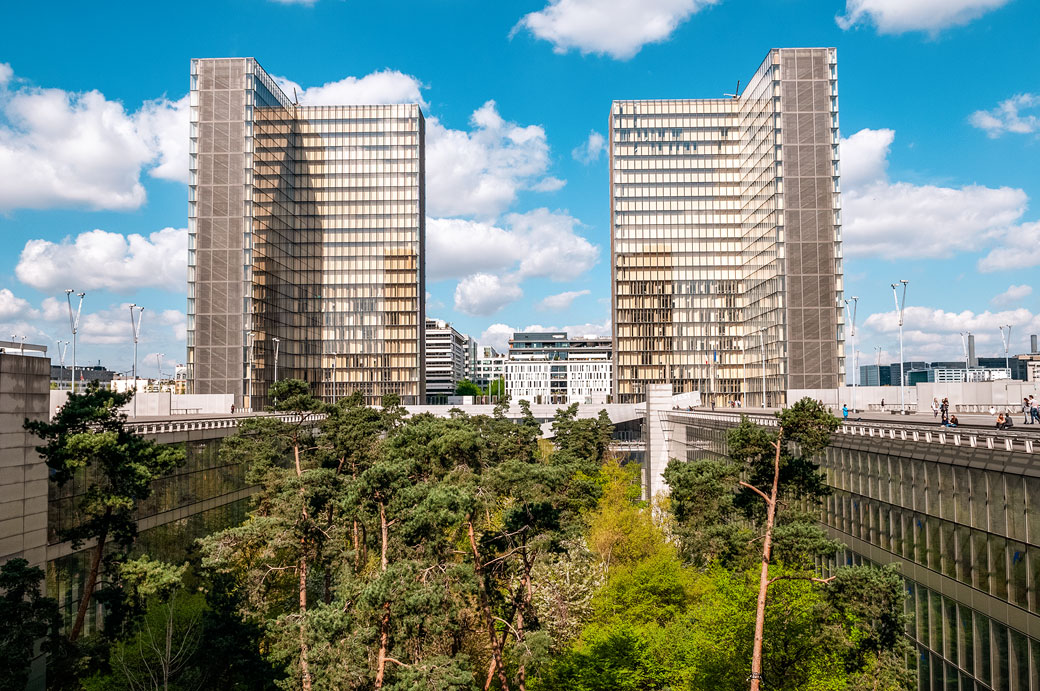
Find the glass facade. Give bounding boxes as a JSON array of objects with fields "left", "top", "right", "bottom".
[
  {"left": 46, "top": 436, "right": 252, "bottom": 636},
  {"left": 610, "top": 48, "right": 844, "bottom": 406},
  {"left": 189, "top": 58, "right": 425, "bottom": 409},
  {"left": 665, "top": 411, "right": 1040, "bottom": 691}
]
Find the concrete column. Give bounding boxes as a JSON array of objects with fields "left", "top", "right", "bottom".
[{"left": 644, "top": 383, "right": 674, "bottom": 500}]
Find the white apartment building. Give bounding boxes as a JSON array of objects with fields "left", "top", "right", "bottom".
[
  {"left": 506, "top": 359, "right": 612, "bottom": 405},
  {"left": 473, "top": 346, "right": 506, "bottom": 390}
]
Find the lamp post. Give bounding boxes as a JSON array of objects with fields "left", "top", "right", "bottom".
[
  {"left": 999, "top": 325, "right": 1012, "bottom": 378},
  {"left": 129, "top": 304, "right": 144, "bottom": 417},
  {"left": 844, "top": 296, "right": 859, "bottom": 412},
  {"left": 156, "top": 353, "right": 165, "bottom": 389},
  {"left": 959, "top": 331, "right": 971, "bottom": 383},
  {"left": 272, "top": 337, "right": 280, "bottom": 384},
  {"left": 65, "top": 290, "right": 85, "bottom": 393},
  {"left": 890, "top": 280, "right": 908, "bottom": 414},
  {"left": 759, "top": 330, "right": 767, "bottom": 408},
  {"left": 57, "top": 340, "right": 69, "bottom": 390},
  {"left": 10, "top": 334, "right": 26, "bottom": 355}
]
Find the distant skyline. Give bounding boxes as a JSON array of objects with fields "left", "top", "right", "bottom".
[{"left": 1, "top": 0, "right": 1038, "bottom": 380}]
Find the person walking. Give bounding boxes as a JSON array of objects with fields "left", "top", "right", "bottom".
[
  {"left": 1030, "top": 396, "right": 1039, "bottom": 424},
  {"left": 842, "top": 403, "right": 848, "bottom": 420},
  {"left": 940, "top": 398, "right": 949, "bottom": 425},
  {"left": 932, "top": 398, "right": 939, "bottom": 418}
]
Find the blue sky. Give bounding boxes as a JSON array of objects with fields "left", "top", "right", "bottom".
[{"left": 1, "top": 0, "right": 1038, "bottom": 379}]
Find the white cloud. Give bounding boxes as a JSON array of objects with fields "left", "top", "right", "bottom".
[
  {"left": 978, "top": 220, "right": 1040, "bottom": 272},
  {"left": 837, "top": 0, "right": 1010, "bottom": 34},
  {"left": 479, "top": 323, "right": 517, "bottom": 352},
  {"left": 0, "top": 288, "right": 37, "bottom": 321},
  {"left": 35, "top": 300, "right": 187, "bottom": 347},
  {"left": 514, "top": 0, "right": 718, "bottom": 60},
  {"left": 572, "top": 130, "right": 606, "bottom": 164},
  {"left": 454, "top": 274, "right": 523, "bottom": 316},
  {"left": 862, "top": 305, "right": 1040, "bottom": 359},
  {"left": 991, "top": 284, "right": 1033, "bottom": 305},
  {"left": 134, "top": 95, "right": 190, "bottom": 183},
  {"left": 426, "top": 218, "right": 521, "bottom": 281},
  {"left": 537, "top": 289, "right": 590, "bottom": 311},
  {"left": 840, "top": 128, "right": 1028, "bottom": 258},
  {"left": 0, "top": 63, "right": 12, "bottom": 86},
  {"left": 970, "top": 93, "right": 1040, "bottom": 138},
  {"left": 275, "top": 69, "right": 427, "bottom": 108},
  {"left": 426, "top": 101, "right": 563, "bottom": 218},
  {"left": 16, "top": 227, "right": 187, "bottom": 294},
  {"left": 0, "top": 67, "right": 188, "bottom": 211},
  {"left": 427, "top": 209, "right": 598, "bottom": 282}
]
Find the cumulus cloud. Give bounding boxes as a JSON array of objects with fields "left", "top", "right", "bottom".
[
  {"left": 427, "top": 101, "right": 563, "bottom": 218},
  {"left": 454, "top": 274, "right": 524, "bottom": 316},
  {"left": 978, "top": 220, "right": 1040, "bottom": 272},
  {"left": 970, "top": 93, "right": 1040, "bottom": 138},
  {"left": 862, "top": 305, "right": 1040, "bottom": 359},
  {"left": 837, "top": 0, "right": 1010, "bottom": 34},
  {"left": 514, "top": 0, "right": 718, "bottom": 60},
  {"left": 572, "top": 130, "right": 606, "bottom": 164},
  {"left": 537, "top": 289, "right": 590, "bottom": 311},
  {"left": 0, "top": 65, "right": 188, "bottom": 211},
  {"left": 840, "top": 128, "right": 1028, "bottom": 258},
  {"left": 427, "top": 209, "right": 598, "bottom": 282},
  {"left": 275, "top": 69, "right": 427, "bottom": 108},
  {"left": 0, "top": 288, "right": 37, "bottom": 321},
  {"left": 991, "top": 284, "right": 1033, "bottom": 305},
  {"left": 16, "top": 227, "right": 188, "bottom": 294}
]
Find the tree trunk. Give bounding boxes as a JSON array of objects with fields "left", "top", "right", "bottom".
[
  {"left": 374, "top": 601, "right": 391, "bottom": 689},
  {"left": 467, "top": 520, "right": 511, "bottom": 691},
  {"left": 70, "top": 517, "right": 109, "bottom": 641},
  {"left": 374, "top": 501, "right": 391, "bottom": 689},
  {"left": 749, "top": 436, "right": 783, "bottom": 691},
  {"left": 300, "top": 556, "right": 312, "bottom": 691}
]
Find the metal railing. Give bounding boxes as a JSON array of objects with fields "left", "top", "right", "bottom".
[
  {"left": 664, "top": 410, "right": 1038, "bottom": 455},
  {"left": 126, "top": 412, "right": 325, "bottom": 437}
]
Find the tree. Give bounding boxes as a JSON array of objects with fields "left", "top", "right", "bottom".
[
  {"left": 200, "top": 379, "right": 328, "bottom": 691},
  {"left": 0, "top": 558, "right": 60, "bottom": 691},
  {"left": 484, "top": 378, "right": 506, "bottom": 397},
  {"left": 25, "top": 385, "right": 185, "bottom": 641},
  {"left": 454, "top": 379, "right": 482, "bottom": 397},
  {"left": 725, "top": 398, "right": 839, "bottom": 691}
]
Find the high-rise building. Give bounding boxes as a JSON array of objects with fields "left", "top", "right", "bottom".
[
  {"left": 424, "top": 318, "right": 467, "bottom": 402},
  {"left": 610, "top": 48, "right": 844, "bottom": 406},
  {"left": 187, "top": 58, "right": 425, "bottom": 408}
]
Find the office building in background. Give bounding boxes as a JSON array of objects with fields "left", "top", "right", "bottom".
[
  {"left": 610, "top": 47, "right": 844, "bottom": 406},
  {"left": 188, "top": 58, "right": 425, "bottom": 408},
  {"left": 425, "top": 318, "right": 467, "bottom": 402}
]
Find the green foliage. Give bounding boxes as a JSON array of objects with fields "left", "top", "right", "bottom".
[
  {"left": 0, "top": 559, "right": 60, "bottom": 691},
  {"left": 484, "top": 378, "right": 506, "bottom": 397},
  {"left": 454, "top": 378, "right": 482, "bottom": 396}
]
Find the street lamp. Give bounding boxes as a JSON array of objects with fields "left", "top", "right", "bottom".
[
  {"left": 129, "top": 304, "right": 144, "bottom": 417},
  {"left": 844, "top": 296, "right": 859, "bottom": 412},
  {"left": 272, "top": 337, "right": 281, "bottom": 383},
  {"left": 959, "top": 331, "right": 971, "bottom": 382},
  {"left": 890, "top": 280, "right": 908, "bottom": 414},
  {"left": 999, "top": 324, "right": 1012, "bottom": 377},
  {"left": 156, "top": 353, "right": 165, "bottom": 391},
  {"left": 56, "top": 340, "right": 69, "bottom": 390},
  {"left": 65, "top": 290, "right": 85, "bottom": 393},
  {"left": 9, "top": 334, "right": 26, "bottom": 355},
  {"left": 759, "top": 330, "right": 767, "bottom": 408}
]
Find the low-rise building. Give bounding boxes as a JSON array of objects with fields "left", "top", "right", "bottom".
[
  {"left": 505, "top": 331, "right": 612, "bottom": 404},
  {"left": 472, "top": 345, "right": 506, "bottom": 391}
]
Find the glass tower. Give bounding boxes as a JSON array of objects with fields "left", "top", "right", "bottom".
[
  {"left": 188, "top": 58, "right": 425, "bottom": 408},
  {"left": 610, "top": 47, "right": 844, "bottom": 406}
]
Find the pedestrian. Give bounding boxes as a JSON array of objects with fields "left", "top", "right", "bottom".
[
  {"left": 842, "top": 403, "right": 848, "bottom": 420},
  {"left": 932, "top": 398, "right": 939, "bottom": 418},
  {"left": 1031, "top": 396, "right": 1039, "bottom": 424},
  {"left": 231, "top": 403, "right": 236, "bottom": 414},
  {"left": 881, "top": 398, "right": 885, "bottom": 411},
  {"left": 1025, "top": 397, "right": 1032, "bottom": 424},
  {"left": 940, "top": 398, "right": 949, "bottom": 425}
]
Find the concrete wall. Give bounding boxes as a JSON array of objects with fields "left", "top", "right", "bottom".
[
  {"left": 0, "top": 353, "right": 49, "bottom": 569},
  {"left": 50, "top": 391, "right": 236, "bottom": 419},
  {"left": 790, "top": 381, "right": 1040, "bottom": 413}
]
